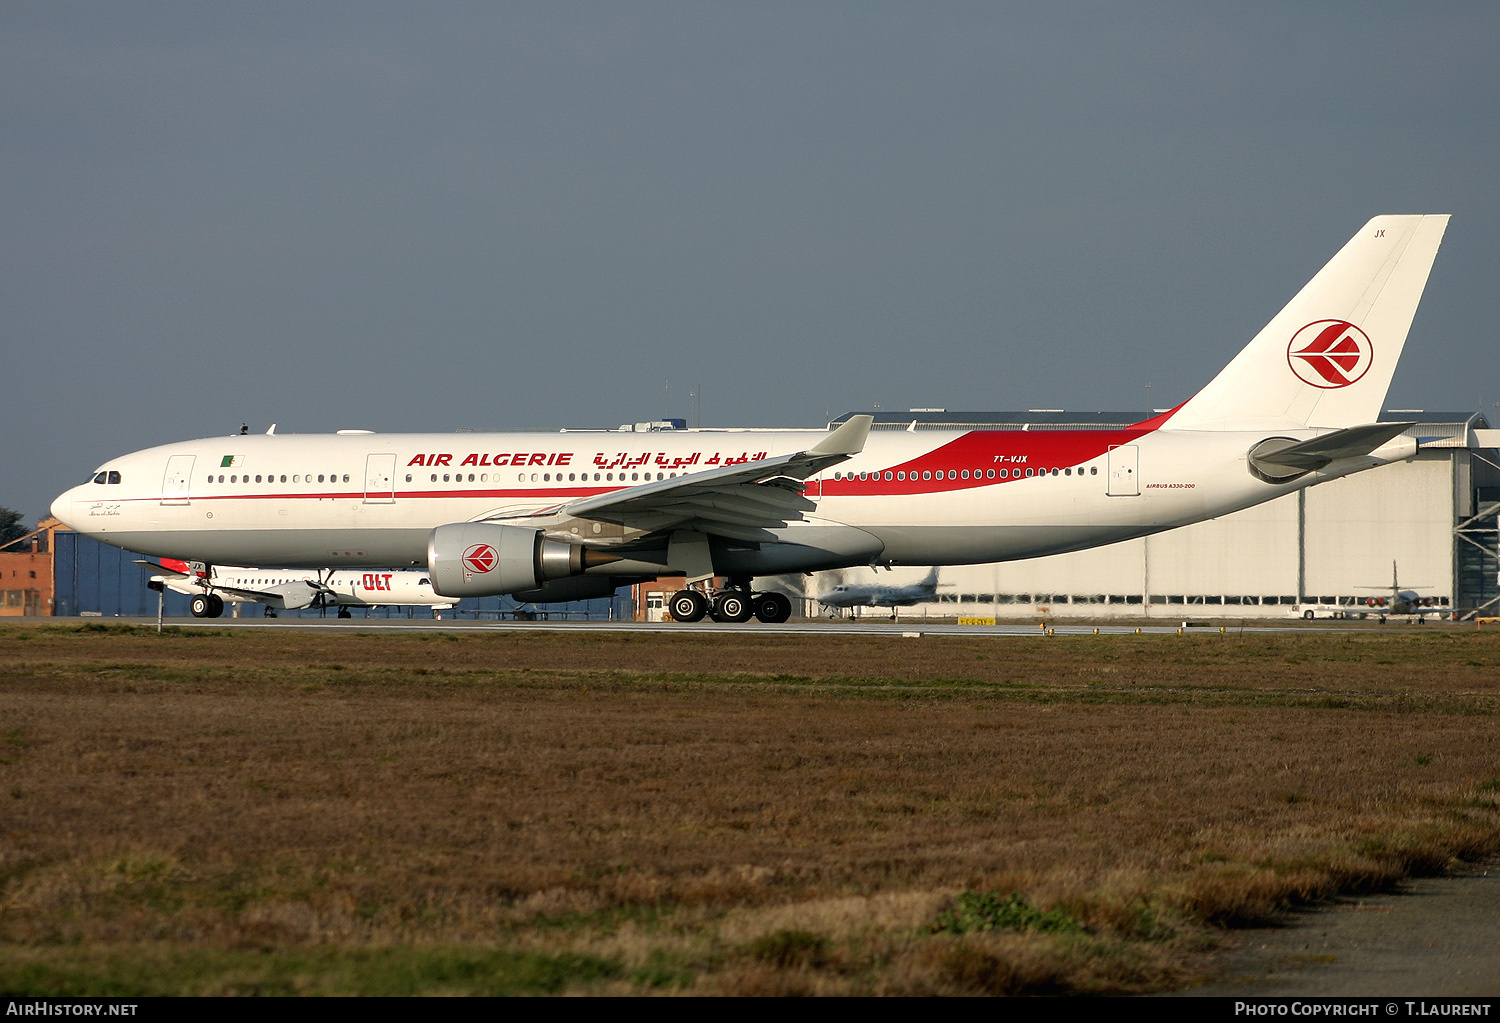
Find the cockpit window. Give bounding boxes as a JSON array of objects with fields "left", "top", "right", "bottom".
[
  {"left": 107, "top": 471, "right": 121, "bottom": 484},
  {"left": 93, "top": 472, "right": 107, "bottom": 484}
]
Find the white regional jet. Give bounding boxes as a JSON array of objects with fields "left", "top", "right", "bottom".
[
  {"left": 53, "top": 216, "right": 1449, "bottom": 625},
  {"left": 138, "top": 558, "right": 455, "bottom": 618}
]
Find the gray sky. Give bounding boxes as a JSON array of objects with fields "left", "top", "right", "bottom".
[{"left": 4, "top": 2, "right": 1497, "bottom": 523}]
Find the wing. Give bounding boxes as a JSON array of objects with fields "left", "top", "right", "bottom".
[
  {"left": 210, "top": 580, "right": 327, "bottom": 610},
  {"left": 555, "top": 415, "right": 873, "bottom": 543}
]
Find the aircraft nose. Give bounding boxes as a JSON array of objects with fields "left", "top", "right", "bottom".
[{"left": 50, "top": 488, "right": 77, "bottom": 528}]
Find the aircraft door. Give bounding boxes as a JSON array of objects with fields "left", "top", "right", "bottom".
[
  {"left": 1106, "top": 445, "right": 1139, "bottom": 496},
  {"left": 161, "top": 455, "right": 195, "bottom": 506},
  {"left": 364, "top": 453, "right": 397, "bottom": 504}
]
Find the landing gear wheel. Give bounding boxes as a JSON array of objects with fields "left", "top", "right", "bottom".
[
  {"left": 337, "top": 607, "right": 352, "bottom": 619},
  {"left": 207, "top": 594, "right": 224, "bottom": 618},
  {"left": 264, "top": 608, "right": 277, "bottom": 618},
  {"left": 710, "top": 590, "right": 753, "bottom": 623},
  {"left": 668, "top": 589, "right": 708, "bottom": 623},
  {"left": 754, "top": 592, "right": 792, "bottom": 624},
  {"left": 190, "top": 594, "right": 212, "bottom": 618}
]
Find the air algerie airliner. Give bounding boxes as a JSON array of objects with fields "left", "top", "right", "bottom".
[{"left": 52, "top": 216, "right": 1449, "bottom": 624}]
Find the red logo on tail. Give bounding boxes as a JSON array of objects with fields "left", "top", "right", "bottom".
[
  {"left": 462, "top": 544, "right": 497, "bottom": 575},
  {"left": 1287, "top": 320, "right": 1372, "bottom": 389}
]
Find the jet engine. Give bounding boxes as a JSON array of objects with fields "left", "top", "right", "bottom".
[
  {"left": 427, "top": 522, "right": 619, "bottom": 598},
  {"left": 512, "top": 575, "right": 636, "bottom": 604}
]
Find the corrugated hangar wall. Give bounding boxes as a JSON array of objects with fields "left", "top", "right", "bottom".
[{"left": 810, "top": 446, "right": 1499, "bottom": 619}]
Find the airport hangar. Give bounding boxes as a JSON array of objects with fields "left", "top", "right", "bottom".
[
  {"left": 6, "top": 411, "right": 1497, "bottom": 622},
  {"left": 801, "top": 410, "right": 1500, "bottom": 622}
]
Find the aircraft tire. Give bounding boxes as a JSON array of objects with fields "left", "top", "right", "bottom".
[
  {"left": 206, "top": 594, "right": 224, "bottom": 618},
  {"left": 1302, "top": 610, "right": 1314, "bottom": 620},
  {"left": 668, "top": 589, "right": 708, "bottom": 623},
  {"left": 710, "top": 591, "right": 753, "bottom": 624},
  {"left": 190, "top": 594, "right": 212, "bottom": 618},
  {"left": 753, "top": 592, "right": 792, "bottom": 624}
]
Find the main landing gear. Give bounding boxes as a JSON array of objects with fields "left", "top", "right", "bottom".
[
  {"left": 668, "top": 580, "right": 792, "bottom": 624},
  {"left": 189, "top": 593, "right": 224, "bottom": 618}
]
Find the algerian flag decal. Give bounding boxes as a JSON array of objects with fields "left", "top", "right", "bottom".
[{"left": 220, "top": 455, "right": 243, "bottom": 468}]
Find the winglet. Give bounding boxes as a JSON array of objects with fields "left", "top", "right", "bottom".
[{"left": 811, "top": 415, "right": 873, "bottom": 457}]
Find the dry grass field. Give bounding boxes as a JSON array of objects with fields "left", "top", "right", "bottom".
[{"left": 1, "top": 622, "right": 1498, "bottom": 995}]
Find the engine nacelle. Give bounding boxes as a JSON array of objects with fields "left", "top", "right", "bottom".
[
  {"left": 512, "top": 575, "right": 631, "bottom": 604},
  {"left": 427, "top": 522, "right": 612, "bottom": 598}
]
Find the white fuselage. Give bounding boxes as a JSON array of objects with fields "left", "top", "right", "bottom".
[
  {"left": 51, "top": 422, "right": 1409, "bottom": 579},
  {"left": 160, "top": 564, "right": 451, "bottom": 609}
]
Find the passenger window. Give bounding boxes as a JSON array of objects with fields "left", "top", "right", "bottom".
[
  {"left": 961, "top": 470, "right": 970, "bottom": 479},
  {"left": 480, "top": 473, "right": 487, "bottom": 482},
  {"left": 280, "top": 475, "right": 287, "bottom": 483},
  {"left": 433, "top": 474, "right": 439, "bottom": 482},
  {"left": 405, "top": 474, "right": 412, "bottom": 483},
  {"left": 517, "top": 473, "right": 525, "bottom": 482},
  {"left": 1091, "top": 466, "right": 1098, "bottom": 475},
  {"left": 468, "top": 473, "right": 475, "bottom": 482},
  {"left": 857, "top": 472, "right": 866, "bottom": 481},
  {"left": 631, "top": 473, "right": 639, "bottom": 481},
  {"left": 206, "top": 476, "right": 213, "bottom": 484},
  {"left": 1026, "top": 468, "right": 1034, "bottom": 477},
  {"left": 442, "top": 474, "right": 450, "bottom": 482},
  {"left": 255, "top": 475, "right": 262, "bottom": 483},
  {"left": 231, "top": 475, "right": 237, "bottom": 483},
  {"left": 1051, "top": 468, "right": 1058, "bottom": 476},
  {"left": 342, "top": 474, "right": 350, "bottom": 483},
  {"left": 987, "top": 469, "right": 996, "bottom": 478},
  {"left": 1065, "top": 468, "right": 1071, "bottom": 475},
  {"left": 922, "top": 471, "right": 931, "bottom": 480},
  {"left": 543, "top": 473, "right": 550, "bottom": 482},
  {"left": 897, "top": 471, "right": 905, "bottom": 480},
  {"left": 568, "top": 473, "right": 575, "bottom": 481},
  {"left": 290, "top": 475, "right": 296, "bottom": 483}
]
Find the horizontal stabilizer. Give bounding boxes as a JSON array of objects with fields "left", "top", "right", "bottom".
[
  {"left": 134, "top": 558, "right": 191, "bottom": 578},
  {"left": 1251, "top": 422, "right": 1413, "bottom": 473}
]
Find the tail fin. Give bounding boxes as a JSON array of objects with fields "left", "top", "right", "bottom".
[{"left": 1164, "top": 215, "right": 1449, "bottom": 431}]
